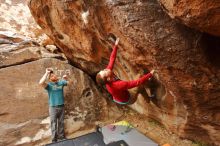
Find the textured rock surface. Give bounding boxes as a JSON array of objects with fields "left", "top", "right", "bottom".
[
  {"left": 0, "top": 4, "right": 109, "bottom": 144},
  {"left": 29, "top": 0, "right": 220, "bottom": 145},
  {"left": 0, "top": 0, "right": 37, "bottom": 37},
  {"left": 0, "top": 57, "right": 107, "bottom": 146},
  {"left": 0, "top": 34, "right": 64, "bottom": 68},
  {"left": 158, "top": 0, "right": 220, "bottom": 36},
  {"left": 0, "top": 31, "right": 109, "bottom": 145},
  {"left": 0, "top": 0, "right": 52, "bottom": 45}
]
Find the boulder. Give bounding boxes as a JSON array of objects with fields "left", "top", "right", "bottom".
[
  {"left": 158, "top": 0, "right": 220, "bottom": 36},
  {"left": 0, "top": 33, "right": 66, "bottom": 69},
  {"left": 29, "top": 0, "right": 220, "bottom": 145},
  {"left": 0, "top": 0, "right": 51, "bottom": 45},
  {"left": 0, "top": 47, "right": 41, "bottom": 68},
  {"left": 0, "top": 58, "right": 107, "bottom": 145}
]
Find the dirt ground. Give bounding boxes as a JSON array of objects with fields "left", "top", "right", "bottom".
[
  {"left": 30, "top": 105, "right": 208, "bottom": 146},
  {"left": 92, "top": 106, "right": 208, "bottom": 146},
  {"left": 110, "top": 107, "right": 206, "bottom": 146},
  {"left": 68, "top": 106, "right": 209, "bottom": 146}
]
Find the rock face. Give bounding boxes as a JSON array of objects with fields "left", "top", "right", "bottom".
[
  {"left": 0, "top": 58, "right": 108, "bottom": 145},
  {"left": 0, "top": 0, "right": 53, "bottom": 46},
  {"left": 29, "top": 0, "right": 220, "bottom": 145},
  {"left": 0, "top": 35, "right": 108, "bottom": 145},
  {"left": 0, "top": 0, "right": 37, "bottom": 37},
  {"left": 158, "top": 0, "right": 220, "bottom": 36},
  {"left": 0, "top": 4, "right": 112, "bottom": 143}
]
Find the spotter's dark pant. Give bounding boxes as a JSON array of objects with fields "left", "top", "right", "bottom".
[{"left": 49, "top": 105, "right": 65, "bottom": 142}]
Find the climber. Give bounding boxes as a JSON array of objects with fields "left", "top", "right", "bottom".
[
  {"left": 39, "top": 68, "right": 69, "bottom": 143},
  {"left": 96, "top": 37, "right": 156, "bottom": 105}
]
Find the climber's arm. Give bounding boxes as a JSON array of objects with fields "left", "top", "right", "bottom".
[
  {"left": 112, "top": 70, "right": 155, "bottom": 90},
  {"left": 106, "top": 38, "right": 120, "bottom": 70}
]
